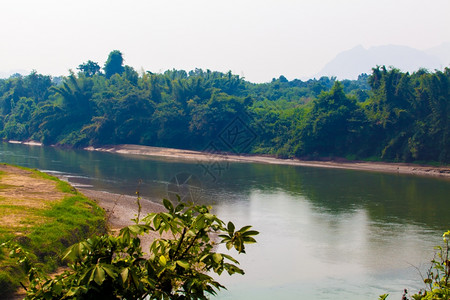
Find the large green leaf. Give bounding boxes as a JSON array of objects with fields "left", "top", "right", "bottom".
[
  {"left": 159, "top": 255, "right": 167, "bottom": 266},
  {"left": 163, "top": 198, "right": 174, "bottom": 212},
  {"left": 91, "top": 265, "right": 106, "bottom": 285},
  {"left": 227, "top": 222, "right": 235, "bottom": 234},
  {"left": 176, "top": 260, "right": 190, "bottom": 269},
  {"left": 212, "top": 253, "right": 223, "bottom": 264},
  {"left": 120, "top": 267, "right": 129, "bottom": 285}
]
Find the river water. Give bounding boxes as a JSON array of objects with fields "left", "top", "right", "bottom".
[{"left": 1, "top": 142, "right": 449, "bottom": 299}]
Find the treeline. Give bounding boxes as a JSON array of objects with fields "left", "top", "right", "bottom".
[{"left": 0, "top": 50, "right": 449, "bottom": 163}]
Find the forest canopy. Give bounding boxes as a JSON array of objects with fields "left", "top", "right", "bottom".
[{"left": 0, "top": 51, "right": 449, "bottom": 163}]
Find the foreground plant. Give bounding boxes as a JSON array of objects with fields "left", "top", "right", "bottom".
[
  {"left": 4, "top": 198, "right": 258, "bottom": 299},
  {"left": 380, "top": 230, "right": 450, "bottom": 300}
]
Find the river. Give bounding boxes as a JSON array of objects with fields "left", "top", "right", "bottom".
[{"left": 1, "top": 142, "right": 449, "bottom": 299}]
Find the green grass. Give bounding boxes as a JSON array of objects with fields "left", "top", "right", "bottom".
[
  {"left": 0, "top": 165, "right": 106, "bottom": 296},
  {"left": 27, "top": 167, "right": 78, "bottom": 194}
]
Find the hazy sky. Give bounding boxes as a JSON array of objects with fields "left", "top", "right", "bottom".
[{"left": 1, "top": 0, "right": 449, "bottom": 82}]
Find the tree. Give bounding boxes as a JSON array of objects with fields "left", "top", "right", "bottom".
[
  {"left": 51, "top": 72, "right": 93, "bottom": 118},
  {"left": 365, "top": 66, "right": 450, "bottom": 162},
  {"left": 7, "top": 198, "right": 258, "bottom": 299},
  {"left": 104, "top": 50, "right": 125, "bottom": 79},
  {"left": 77, "top": 60, "right": 101, "bottom": 77},
  {"left": 123, "top": 65, "right": 139, "bottom": 85},
  {"left": 31, "top": 73, "right": 95, "bottom": 146},
  {"left": 294, "top": 81, "right": 363, "bottom": 156}
]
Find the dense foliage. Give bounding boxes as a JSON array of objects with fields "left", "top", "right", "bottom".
[
  {"left": 4, "top": 198, "right": 258, "bottom": 299},
  {"left": 0, "top": 51, "right": 449, "bottom": 163}
]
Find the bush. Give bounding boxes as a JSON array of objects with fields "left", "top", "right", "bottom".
[{"left": 4, "top": 198, "right": 258, "bottom": 299}]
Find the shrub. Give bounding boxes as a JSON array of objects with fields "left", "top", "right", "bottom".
[{"left": 4, "top": 198, "right": 258, "bottom": 299}]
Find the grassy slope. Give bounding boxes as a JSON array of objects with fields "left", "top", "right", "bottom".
[{"left": 0, "top": 164, "right": 106, "bottom": 295}]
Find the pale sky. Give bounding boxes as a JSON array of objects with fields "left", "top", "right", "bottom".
[{"left": 1, "top": 0, "right": 449, "bottom": 83}]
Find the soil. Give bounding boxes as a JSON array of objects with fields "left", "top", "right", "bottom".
[{"left": 0, "top": 164, "right": 66, "bottom": 230}]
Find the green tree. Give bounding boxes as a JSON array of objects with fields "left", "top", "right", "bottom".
[
  {"left": 294, "top": 81, "right": 363, "bottom": 157},
  {"left": 0, "top": 97, "right": 36, "bottom": 139},
  {"left": 104, "top": 50, "right": 125, "bottom": 79},
  {"left": 365, "top": 67, "right": 415, "bottom": 160},
  {"left": 188, "top": 91, "right": 249, "bottom": 147},
  {"left": 414, "top": 69, "right": 450, "bottom": 162},
  {"left": 77, "top": 60, "right": 101, "bottom": 77},
  {"left": 30, "top": 73, "right": 95, "bottom": 145},
  {"left": 365, "top": 66, "right": 450, "bottom": 163},
  {"left": 51, "top": 73, "right": 93, "bottom": 113}
]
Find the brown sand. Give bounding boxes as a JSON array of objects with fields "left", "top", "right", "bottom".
[
  {"left": 77, "top": 188, "right": 170, "bottom": 252},
  {"left": 0, "top": 164, "right": 67, "bottom": 230},
  {"left": 85, "top": 144, "right": 450, "bottom": 179},
  {"left": 77, "top": 189, "right": 166, "bottom": 230}
]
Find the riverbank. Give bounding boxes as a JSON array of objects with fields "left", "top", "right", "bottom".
[
  {"left": 85, "top": 144, "right": 450, "bottom": 178},
  {"left": 0, "top": 163, "right": 171, "bottom": 298},
  {"left": 77, "top": 189, "right": 172, "bottom": 254},
  {"left": 0, "top": 164, "right": 105, "bottom": 298},
  {"left": 5, "top": 140, "right": 450, "bottom": 178},
  {"left": 77, "top": 189, "right": 165, "bottom": 232}
]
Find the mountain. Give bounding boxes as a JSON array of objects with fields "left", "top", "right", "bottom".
[
  {"left": 425, "top": 42, "right": 450, "bottom": 67},
  {"left": 315, "top": 44, "right": 447, "bottom": 80}
]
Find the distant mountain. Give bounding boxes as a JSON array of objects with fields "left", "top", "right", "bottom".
[
  {"left": 315, "top": 44, "right": 448, "bottom": 80},
  {"left": 425, "top": 42, "right": 450, "bottom": 67}
]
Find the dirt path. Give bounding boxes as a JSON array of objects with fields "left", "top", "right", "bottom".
[{"left": 0, "top": 164, "right": 66, "bottom": 231}]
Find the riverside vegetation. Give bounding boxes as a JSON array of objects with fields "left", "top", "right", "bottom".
[
  {"left": 0, "top": 164, "right": 258, "bottom": 299},
  {"left": 0, "top": 164, "right": 106, "bottom": 297},
  {"left": 0, "top": 50, "right": 449, "bottom": 164}
]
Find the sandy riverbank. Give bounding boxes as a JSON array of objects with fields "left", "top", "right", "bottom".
[
  {"left": 8, "top": 140, "right": 43, "bottom": 146},
  {"left": 77, "top": 188, "right": 171, "bottom": 251},
  {"left": 85, "top": 144, "right": 450, "bottom": 178},
  {"left": 6, "top": 140, "right": 450, "bottom": 178},
  {"left": 77, "top": 189, "right": 165, "bottom": 230}
]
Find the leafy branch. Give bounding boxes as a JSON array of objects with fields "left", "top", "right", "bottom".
[{"left": 3, "top": 197, "right": 259, "bottom": 299}]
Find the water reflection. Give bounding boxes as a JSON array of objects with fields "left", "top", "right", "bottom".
[
  {"left": 213, "top": 190, "right": 438, "bottom": 299},
  {"left": 1, "top": 142, "right": 450, "bottom": 299}
]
